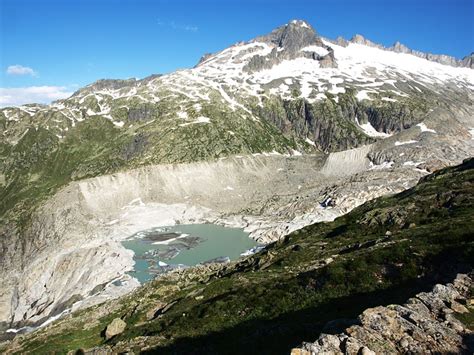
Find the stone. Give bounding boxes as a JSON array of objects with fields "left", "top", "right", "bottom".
[
  {"left": 259, "top": 19, "right": 321, "bottom": 52},
  {"left": 323, "top": 257, "right": 334, "bottom": 265},
  {"left": 105, "top": 318, "right": 126, "bottom": 340},
  {"left": 449, "top": 301, "right": 469, "bottom": 314},
  {"left": 145, "top": 302, "right": 166, "bottom": 321},
  {"left": 344, "top": 337, "right": 363, "bottom": 354},
  {"left": 359, "top": 346, "right": 376, "bottom": 355},
  {"left": 399, "top": 336, "right": 410, "bottom": 348},
  {"left": 290, "top": 349, "right": 310, "bottom": 355}
]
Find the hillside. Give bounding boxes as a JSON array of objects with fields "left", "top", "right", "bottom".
[{"left": 3, "top": 158, "right": 473, "bottom": 354}]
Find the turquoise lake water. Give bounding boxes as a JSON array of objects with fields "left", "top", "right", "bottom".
[{"left": 122, "top": 224, "right": 260, "bottom": 283}]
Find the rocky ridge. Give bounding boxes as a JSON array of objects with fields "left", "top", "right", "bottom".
[
  {"left": 330, "top": 33, "right": 474, "bottom": 68},
  {"left": 293, "top": 273, "right": 473, "bottom": 354}
]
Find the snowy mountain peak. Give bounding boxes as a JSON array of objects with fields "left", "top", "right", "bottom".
[
  {"left": 350, "top": 34, "right": 382, "bottom": 49},
  {"left": 257, "top": 19, "right": 320, "bottom": 52},
  {"left": 289, "top": 19, "right": 312, "bottom": 29},
  {"left": 392, "top": 41, "right": 410, "bottom": 52}
]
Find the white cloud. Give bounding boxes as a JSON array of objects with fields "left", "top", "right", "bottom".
[
  {"left": 0, "top": 86, "right": 73, "bottom": 107},
  {"left": 6, "top": 65, "right": 37, "bottom": 76},
  {"left": 157, "top": 19, "right": 198, "bottom": 32}
]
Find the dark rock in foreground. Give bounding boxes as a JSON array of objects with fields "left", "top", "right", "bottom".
[{"left": 293, "top": 273, "right": 473, "bottom": 354}]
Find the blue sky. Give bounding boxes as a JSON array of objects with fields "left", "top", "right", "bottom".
[{"left": 0, "top": 0, "right": 473, "bottom": 106}]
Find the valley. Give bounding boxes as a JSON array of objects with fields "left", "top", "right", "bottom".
[{"left": 0, "top": 18, "right": 473, "bottom": 354}]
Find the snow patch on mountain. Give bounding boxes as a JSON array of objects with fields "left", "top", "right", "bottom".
[
  {"left": 355, "top": 90, "right": 373, "bottom": 101},
  {"left": 178, "top": 116, "right": 210, "bottom": 127},
  {"left": 301, "top": 45, "right": 329, "bottom": 56},
  {"left": 417, "top": 122, "right": 437, "bottom": 133},
  {"left": 355, "top": 116, "right": 391, "bottom": 138},
  {"left": 395, "top": 140, "right": 418, "bottom": 146}
]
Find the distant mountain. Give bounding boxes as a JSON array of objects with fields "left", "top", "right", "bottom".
[{"left": 2, "top": 20, "right": 472, "bottom": 157}]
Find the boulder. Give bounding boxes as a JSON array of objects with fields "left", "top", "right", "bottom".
[{"left": 104, "top": 318, "right": 126, "bottom": 340}]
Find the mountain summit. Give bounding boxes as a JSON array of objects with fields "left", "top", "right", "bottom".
[
  {"left": 259, "top": 19, "right": 320, "bottom": 51},
  {"left": 241, "top": 20, "right": 336, "bottom": 73}
]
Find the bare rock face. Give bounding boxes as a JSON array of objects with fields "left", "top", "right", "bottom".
[
  {"left": 293, "top": 273, "right": 473, "bottom": 354},
  {"left": 335, "top": 36, "right": 349, "bottom": 47},
  {"left": 260, "top": 19, "right": 322, "bottom": 52},
  {"left": 350, "top": 34, "right": 384, "bottom": 49},
  {"left": 195, "top": 52, "right": 213, "bottom": 67},
  {"left": 462, "top": 52, "right": 474, "bottom": 69},
  {"left": 244, "top": 20, "right": 337, "bottom": 72},
  {"left": 390, "top": 40, "right": 462, "bottom": 67},
  {"left": 104, "top": 318, "right": 126, "bottom": 340}
]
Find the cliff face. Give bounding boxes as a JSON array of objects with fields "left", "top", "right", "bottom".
[
  {"left": 256, "top": 90, "right": 431, "bottom": 153},
  {"left": 244, "top": 20, "right": 337, "bottom": 73}
]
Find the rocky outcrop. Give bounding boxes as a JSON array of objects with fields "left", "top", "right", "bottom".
[
  {"left": 195, "top": 52, "right": 213, "bottom": 67},
  {"left": 258, "top": 20, "right": 322, "bottom": 52},
  {"left": 257, "top": 95, "right": 373, "bottom": 153},
  {"left": 345, "top": 34, "right": 472, "bottom": 69},
  {"left": 350, "top": 34, "right": 384, "bottom": 49},
  {"left": 462, "top": 52, "right": 474, "bottom": 69},
  {"left": 72, "top": 78, "right": 138, "bottom": 97},
  {"left": 335, "top": 36, "right": 349, "bottom": 47},
  {"left": 244, "top": 20, "right": 336, "bottom": 73},
  {"left": 258, "top": 91, "right": 432, "bottom": 152},
  {"left": 362, "top": 100, "right": 425, "bottom": 134},
  {"left": 127, "top": 105, "right": 156, "bottom": 122},
  {"left": 104, "top": 318, "right": 126, "bottom": 340},
  {"left": 293, "top": 273, "right": 473, "bottom": 354},
  {"left": 390, "top": 41, "right": 464, "bottom": 67},
  {"left": 120, "top": 133, "right": 148, "bottom": 160}
]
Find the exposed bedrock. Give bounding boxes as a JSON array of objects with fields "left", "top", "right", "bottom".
[
  {"left": 245, "top": 20, "right": 337, "bottom": 73},
  {"left": 293, "top": 273, "right": 473, "bottom": 354}
]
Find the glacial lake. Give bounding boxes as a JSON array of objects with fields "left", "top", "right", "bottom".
[{"left": 122, "top": 224, "right": 261, "bottom": 283}]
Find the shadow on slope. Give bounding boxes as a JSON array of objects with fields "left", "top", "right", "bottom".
[{"left": 142, "top": 254, "right": 470, "bottom": 355}]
